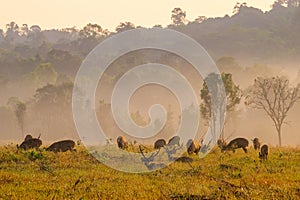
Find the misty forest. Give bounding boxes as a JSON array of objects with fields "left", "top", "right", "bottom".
[{"left": 1, "top": 2, "right": 300, "bottom": 147}]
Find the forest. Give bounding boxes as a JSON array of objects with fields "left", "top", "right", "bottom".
[{"left": 0, "top": 2, "right": 300, "bottom": 146}]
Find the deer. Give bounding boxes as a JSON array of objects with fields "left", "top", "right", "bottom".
[
  {"left": 259, "top": 144, "right": 269, "bottom": 161},
  {"left": 117, "top": 136, "right": 128, "bottom": 150},
  {"left": 186, "top": 139, "right": 201, "bottom": 155},
  {"left": 154, "top": 139, "right": 166, "bottom": 149},
  {"left": 17, "top": 134, "right": 42, "bottom": 150},
  {"left": 252, "top": 137, "right": 261, "bottom": 150},
  {"left": 220, "top": 137, "right": 249, "bottom": 153},
  {"left": 46, "top": 140, "right": 75, "bottom": 153}
]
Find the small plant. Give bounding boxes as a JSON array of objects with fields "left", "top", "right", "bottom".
[{"left": 25, "top": 150, "right": 45, "bottom": 161}]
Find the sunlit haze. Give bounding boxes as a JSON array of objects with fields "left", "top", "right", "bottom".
[{"left": 0, "top": 0, "right": 275, "bottom": 31}]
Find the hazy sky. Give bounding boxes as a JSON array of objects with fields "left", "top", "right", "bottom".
[{"left": 0, "top": 0, "right": 275, "bottom": 31}]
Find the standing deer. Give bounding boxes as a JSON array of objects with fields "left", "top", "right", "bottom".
[
  {"left": 221, "top": 137, "right": 249, "bottom": 153},
  {"left": 46, "top": 140, "right": 75, "bottom": 152},
  {"left": 117, "top": 136, "right": 128, "bottom": 150},
  {"left": 252, "top": 137, "right": 261, "bottom": 150},
  {"left": 259, "top": 144, "right": 269, "bottom": 161},
  {"left": 186, "top": 139, "right": 201, "bottom": 155},
  {"left": 154, "top": 139, "right": 166, "bottom": 149}
]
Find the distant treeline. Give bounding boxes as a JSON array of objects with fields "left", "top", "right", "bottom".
[
  {"left": 0, "top": 1, "right": 300, "bottom": 143},
  {"left": 0, "top": 3, "right": 299, "bottom": 79}
]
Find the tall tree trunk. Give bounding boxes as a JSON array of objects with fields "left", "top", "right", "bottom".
[{"left": 277, "top": 125, "right": 282, "bottom": 147}]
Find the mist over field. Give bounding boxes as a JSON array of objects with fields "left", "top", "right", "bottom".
[{"left": 0, "top": 4, "right": 300, "bottom": 147}]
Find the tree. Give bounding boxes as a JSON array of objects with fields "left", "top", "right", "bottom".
[
  {"left": 171, "top": 8, "right": 188, "bottom": 26},
  {"left": 32, "top": 82, "right": 75, "bottom": 138},
  {"left": 79, "top": 23, "right": 109, "bottom": 38},
  {"left": 32, "top": 62, "right": 58, "bottom": 86},
  {"left": 7, "top": 97, "right": 26, "bottom": 137},
  {"left": 272, "top": 0, "right": 299, "bottom": 7},
  {"left": 0, "top": 29, "right": 4, "bottom": 41},
  {"left": 153, "top": 24, "right": 163, "bottom": 28},
  {"left": 200, "top": 73, "right": 242, "bottom": 138},
  {"left": 6, "top": 22, "right": 19, "bottom": 33},
  {"left": 30, "top": 25, "right": 41, "bottom": 33},
  {"left": 233, "top": 2, "right": 247, "bottom": 14},
  {"left": 245, "top": 76, "right": 300, "bottom": 146},
  {"left": 20, "top": 24, "right": 29, "bottom": 36},
  {"left": 194, "top": 16, "right": 207, "bottom": 24},
  {"left": 5, "top": 21, "right": 20, "bottom": 42},
  {"left": 28, "top": 25, "right": 45, "bottom": 47},
  {"left": 115, "top": 22, "right": 135, "bottom": 33},
  {"left": 34, "top": 82, "right": 73, "bottom": 107}
]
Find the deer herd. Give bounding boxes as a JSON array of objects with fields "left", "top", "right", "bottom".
[
  {"left": 16, "top": 133, "right": 269, "bottom": 165},
  {"left": 114, "top": 134, "right": 269, "bottom": 167},
  {"left": 17, "top": 134, "right": 76, "bottom": 153}
]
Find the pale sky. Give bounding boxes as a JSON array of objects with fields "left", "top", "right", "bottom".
[{"left": 0, "top": 0, "right": 275, "bottom": 31}]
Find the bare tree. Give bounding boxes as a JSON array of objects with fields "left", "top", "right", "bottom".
[{"left": 245, "top": 76, "right": 300, "bottom": 146}]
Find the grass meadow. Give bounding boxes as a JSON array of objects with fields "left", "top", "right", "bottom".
[{"left": 0, "top": 144, "right": 299, "bottom": 199}]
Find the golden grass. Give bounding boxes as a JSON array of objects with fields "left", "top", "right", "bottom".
[{"left": 0, "top": 145, "right": 299, "bottom": 199}]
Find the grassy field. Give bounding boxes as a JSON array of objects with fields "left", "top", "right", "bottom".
[{"left": 0, "top": 145, "right": 300, "bottom": 200}]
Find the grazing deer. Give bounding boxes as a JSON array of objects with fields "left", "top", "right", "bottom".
[
  {"left": 186, "top": 139, "right": 201, "bottom": 155},
  {"left": 252, "top": 137, "right": 261, "bottom": 150},
  {"left": 117, "top": 136, "right": 128, "bottom": 150},
  {"left": 154, "top": 139, "right": 166, "bottom": 149},
  {"left": 46, "top": 140, "right": 75, "bottom": 153},
  {"left": 18, "top": 138, "right": 42, "bottom": 150},
  {"left": 259, "top": 144, "right": 269, "bottom": 161},
  {"left": 221, "top": 137, "right": 249, "bottom": 153},
  {"left": 168, "top": 136, "right": 181, "bottom": 146},
  {"left": 217, "top": 138, "right": 227, "bottom": 150}
]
